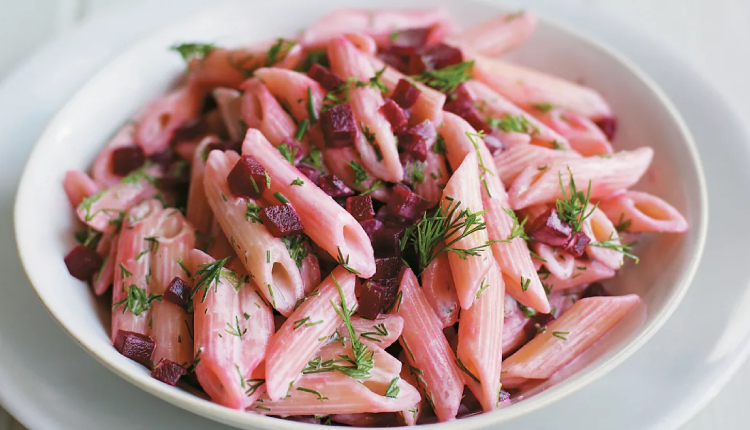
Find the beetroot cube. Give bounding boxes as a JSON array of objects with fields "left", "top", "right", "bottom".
[
  {"left": 259, "top": 204, "right": 304, "bottom": 237},
  {"left": 307, "top": 63, "right": 344, "bottom": 91},
  {"left": 373, "top": 256, "right": 402, "bottom": 280},
  {"left": 147, "top": 148, "right": 176, "bottom": 169},
  {"left": 389, "top": 27, "right": 433, "bottom": 55},
  {"left": 151, "top": 359, "right": 186, "bottom": 386},
  {"left": 379, "top": 100, "right": 409, "bottom": 132},
  {"left": 392, "top": 79, "right": 421, "bottom": 109},
  {"left": 319, "top": 174, "right": 354, "bottom": 198},
  {"left": 111, "top": 145, "right": 146, "bottom": 176},
  {"left": 594, "top": 116, "right": 617, "bottom": 141},
  {"left": 582, "top": 283, "right": 610, "bottom": 298},
  {"left": 64, "top": 245, "right": 103, "bottom": 281},
  {"left": 387, "top": 184, "right": 430, "bottom": 220},
  {"left": 164, "top": 277, "right": 192, "bottom": 310},
  {"left": 296, "top": 164, "right": 320, "bottom": 185},
  {"left": 397, "top": 131, "right": 427, "bottom": 162},
  {"left": 171, "top": 117, "right": 209, "bottom": 143},
  {"left": 346, "top": 195, "right": 375, "bottom": 221},
  {"left": 408, "top": 120, "right": 437, "bottom": 149},
  {"left": 564, "top": 231, "right": 591, "bottom": 257},
  {"left": 374, "top": 226, "right": 406, "bottom": 258},
  {"left": 114, "top": 330, "right": 155, "bottom": 368},
  {"left": 320, "top": 103, "right": 357, "bottom": 148},
  {"left": 360, "top": 218, "right": 384, "bottom": 240},
  {"left": 227, "top": 155, "right": 269, "bottom": 199},
  {"left": 409, "top": 43, "right": 463, "bottom": 74},
  {"left": 444, "top": 97, "right": 491, "bottom": 134},
  {"left": 528, "top": 208, "right": 573, "bottom": 247},
  {"left": 378, "top": 49, "right": 410, "bottom": 74},
  {"left": 159, "top": 159, "right": 191, "bottom": 190},
  {"left": 358, "top": 280, "right": 389, "bottom": 319}
]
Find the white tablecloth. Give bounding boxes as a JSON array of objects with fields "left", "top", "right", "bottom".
[{"left": 1, "top": 0, "right": 748, "bottom": 429}]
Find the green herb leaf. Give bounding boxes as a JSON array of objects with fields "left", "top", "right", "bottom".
[
  {"left": 412, "top": 61, "right": 474, "bottom": 94},
  {"left": 385, "top": 377, "right": 401, "bottom": 398},
  {"left": 113, "top": 285, "right": 162, "bottom": 316},
  {"left": 555, "top": 167, "right": 597, "bottom": 232},
  {"left": 192, "top": 257, "right": 230, "bottom": 302},
  {"left": 170, "top": 43, "right": 215, "bottom": 64}
]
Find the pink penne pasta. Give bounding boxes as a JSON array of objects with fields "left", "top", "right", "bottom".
[
  {"left": 534, "top": 242, "right": 575, "bottom": 280},
  {"left": 548, "top": 289, "right": 582, "bottom": 318},
  {"left": 393, "top": 268, "right": 464, "bottom": 422},
  {"left": 92, "top": 232, "right": 119, "bottom": 296},
  {"left": 441, "top": 112, "right": 550, "bottom": 314},
  {"left": 440, "top": 151, "right": 492, "bottom": 310},
  {"left": 598, "top": 190, "right": 688, "bottom": 233},
  {"left": 135, "top": 83, "right": 205, "bottom": 155},
  {"left": 207, "top": 220, "right": 234, "bottom": 260},
  {"left": 508, "top": 147, "right": 654, "bottom": 210},
  {"left": 302, "top": 8, "right": 453, "bottom": 48},
  {"left": 212, "top": 88, "right": 245, "bottom": 141},
  {"left": 449, "top": 11, "right": 537, "bottom": 57},
  {"left": 463, "top": 80, "right": 570, "bottom": 150},
  {"left": 90, "top": 122, "right": 139, "bottom": 188},
  {"left": 63, "top": 170, "right": 101, "bottom": 208},
  {"left": 398, "top": 361, "right": 422, "bottom": 426},
  {"left": 253, "top": 68, "right": 326, "bottom": 124},
  {"left": 240, "top": 78, "right": 300, "bottom": 147},
  {"left": 323, "top": 147, "right": 389, "bottom": 200},
  {"left": 188, "top": 249, "right": 274, "bottom": 409},
  {"left": 314, "top": 341, "right": 403, "bottom": 395},
  {"left": 204, "top": 149, "right": 304, "bottom": 314},
  {"left": 111, "top": 199, "right": 165, "bottom": 341},
  {"left": 473, "top": 56, "right": 613, "bottom": 121},
  {"left": 583, "top": 205, "right": 624, "bottom": 270},
  {"left": 493, "top": 142, "right": 582, "bottom": 186},
  {"left": 300, "top": 253, "right": 322, "bottom": 296},
  {"left": 369, "top": 56, "right": 446, "bottom": 125},
  {"left": 345, "top": 314, "right": 404, "bottom": 349},
  {"left": 421, "top": 252, "right": 459, "bottom": 328},
  {"left": 186, "top": 137, "right": 219, "bottom": 236},
  {"left": 502, "top": 296, "right": 531, "bottom": 357},
  {"left": 342, "top": 32, "right": 378, "bottom": 56},
  {"left": 148, "top": 209, "right": 196, "bottom": 366},
  {"left": 264, "top": 266, "right": 356, "bottom": 400},
  {"left": 242, "top": 129, "right": 376, "bottom": 277},
  {"left": 413, "top": 151, "right": 450, "bottom": 205},
  {"left": 77, "top": 167, "right": 161, "bottom": 233},
  {"left": 329, "top": 36, "right": 403, "bottom": 182},
  {"left": 457, "top": 263, "right": 504, "bottom": 412},
  {"left": 501, "top": 295, "right": 641, "bottom": 388},
  {"left": 543, "top": 258, "right": 615, "bottom": 291},
  {"left": 531, "top": 107, "right": 613, "bottom": 156}
]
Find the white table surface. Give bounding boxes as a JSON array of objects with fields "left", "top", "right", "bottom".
[{"left": 0, "top": 0, "right": 747, "bottom": 429}]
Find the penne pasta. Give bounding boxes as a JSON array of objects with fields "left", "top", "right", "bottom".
[
  {"left": 421, "top": 252, "right": 459, "bottom": 328},
  {"left": 300, "top": 253, "right": 322, "bottom": 296},
  {"left": 63, "top": 170, "right": 101, "bottom": 208},
  {"left": 493, "top": 141, "right": 582, "bottom": 186},
  {"left": 598, "top": 190, "right": 689, "bottom": 233},
  {"left": 323, "top": 147, "right": 390, "bottom": 200},
  {"left": 186, "top": 137, "right": 219, "bottom": 237},
  {"left": 92, "top": 232, "right": 119, "bottom": 296},
  {"left": 530, "top": 107, "right": 614, "bottom": 156},
  {"left": 135, "top": 83, "right": 205, "bottom": 155},
  {"left": 345, "top": 314, "right": 404, "bottom": 349},
  {"left": 534, "top": 242, "right": 575, "bottom": 280},
  {"left": 413, "top": 151, "right": 450, "bottom": 205},
  {"left": 502, "top": 296, "right": 531, "bottom": 357},
  {"left": 253, "top": 68, "right": 326, "bottom": 124},
  {"left": 449, "top": 11, "right": 537, "bottom": 57},
  {"left": 241, "top": 78, "right": 305, "bottom": 151},
  {"left": 583, "top": 205, "right": 624, "bottom": 270},
  {"left": 90, "top": 120, "right": 142, "bottom": 188},
  {"left": 212, "top": 87, "right": 245, "bottom": 142},
  {"left": 542, "top": 258, "right": 615, "bottom": 291}
]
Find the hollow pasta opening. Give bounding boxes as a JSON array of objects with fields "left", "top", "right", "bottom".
[{"left": 634, "top": 201, "right": 670, "bottom": 221}]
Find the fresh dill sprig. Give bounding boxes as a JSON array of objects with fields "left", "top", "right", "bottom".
[
  {"left": 555, "top": 167, "right": 597, "bottom": 232},
  {"left": 328, "top": 274, "right": 374, "bottom": 379},
  {"left": 347, "top": 161, "right": 369, "bottom": 188},
  {"left": 300, "top": 148, "right": 324, "bottom": 173},
  {"left": 406, "top": 160, "right": 426, "bottom": 185},
  {"left": 499, "top": 208, "right": 529, "bottom": 242},
  {"left": 307, "top": 87, "right": 319, "bottom": 124},
  {"left": 455, "top": 356, "right": 481, "bottom": 384},
  {"left": 336, "top": 247, "right": 360, "bottom": 274},
  {"left": 113, "top": 285, "right": 162, "bottom": 316},
  {"left": 170, "top": 42, "right": 215, "bottom": 64},
  {"left": 246, "top": 201, "right": 263, "bottom": 224},
  {"left": 590, "top": 233, "right": 639, "bottom": 263},
  {"left": 385, "top": 377, "right": 401, "bottom": 398},
  {"left": 295, "top": 119, "right": 309, "bottom": 141},
  {"left": 225, "top": 316, "right": 247, "bottom": 339},
  {"left": 277, "top": 143, "right": 297, "bottom": 164},
  {"left": 614, "top": 213, "right": 631, "bottom": 233},
  {"left": 412, "top": 61, "right": 474, "bottom": 94},
  {"left": 297, "top": 387, "right": 329, "bottom": 402},
  {"left": 192, "top": 257, "right": 230, "bottom": 302},
  {"left": 487, "top": 114, "right": 534, "bottom": 134},
  {"left": 354, "top": 66, "right": 388, "bottom": 94},
  {"left": 282, "top": 235, "right": 309, "bottom": 268},
  {"left": 360, "top": 323, "right": 389, "bottom": 342},
  {"left": 264, "top": 38, "right": 297, "bottom": 66}
]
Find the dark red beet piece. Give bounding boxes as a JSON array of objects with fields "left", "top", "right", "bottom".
[
  {"left": 360, "top": 219, "right": 405, "bottom": 258},
  {"left": 443, "top": 96, "right": 491, "bottom": 134},
  {"left": 387, "top": 184, "right": 430, "bottom": 220},
  {"left": 259, "top": 204, "right": 304, "bottom": 237},
  {"left": 296, "top": 164, "right": 320, "bottom": 185},
  {"left": 159, "top": 159, "right": 191, "bottom": 190},
  {"left": 373, "top": 256, "right": 402, "bottom": 280},
  {"left": 564, "top": 231, "right": 591, "bottom": 257},
  {"left": 409, "top": 43, "right": 463, "bottom": 74},
  {"left": 582, "top": 282, "right": 610, "bottom": 298},
  {"left": 397, "top": 130, "right": 427, "bottom": 162},
  {"left": 307, "top": 63, "right": 345, "bottom": 91},
  {"left": 378, "top": 49, "right": 410, "bottom": 74},
  {"left": 594, "top": 117, "right": 617, "bottom": 141},
  {"left": 148, "top": 148, "right": 176, "bottom": 169},
  {"left": 319, "top": 174, "right": 355, "bottom": 198},
  {"left": 390, "top": 27, "right": 433, "bottom": 55},
  {"left": 407, "top": 119, "right": 437, "bottom": 149},
  {"left": 320, "top": 103, "right": 358, "bottom": 148},
  {"left": 111, "top": 145, "right": 146, "bottom": 176},
  {"left": 164, "top": 277, "right": 192, "bottom": 310},
  {"left": 528, "top": 208, "right": 573, "bottom": 247},
  {"left": 114, "top": 330, "right": 155, "bottom": 368},
  {"left": 358, "top": 280, "right": 390, "bottom": 319},
  {"left": 151, "top": 359, "right": 186, "bottom": 386},
  {"left": 227, "top": 155, "right": 269, "bottom": 199},
  {"left": 64, "top": 245, "right": 103, "bottom": 281},
  {"left": 346, "top": 195, "right": 375, "bottom": 221},
  {"left": 392, "top": 79, "right": 421, "bottom": 108},
  {"left": 379, "top": 100, "right": 409, "bottom": 132},
  {"left": 171, "top": 117, "right": 209, "bottom": 143}
]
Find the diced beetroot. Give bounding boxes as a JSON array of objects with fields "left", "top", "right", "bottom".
[
  {"left": 151, "top": 359, "right": 186, "bottom": 386},
  {"left": 227, "top": 155, "right": 269, "bottom": 199},
  {"left": 319, "top": 174, "right": 355, "bottom": 198},
  {"left": 320, "top": 103, "right": 357, "bottom": 148},
  {"left": 373, "top": 256, "right": 402, "bottom": 280},
  {"left": 392, "top": 79, "right": 421, "bottom": 108},
  {"left": 360, "top": 218, "right": 405, "bottom": 258},
  {"left": 345, "top": 195, "right": 375, "bottom": 221},
  {"left": 111, "top": 145, "right": 146, "bottom": 176},
  {"left": 259, "top": 204, "right": 304, "bottom": 237},
  {"left": 378, "top": 49, "right": 410, "bottom": 74},
  {"left": 307, "top": 63, "right": 344, "bottom": 91},
  {"left": 484, "top": 134, "right": 507, "bottom": 155},
  {"left": 159, "top": 159, "right": 191, "bottom": 190},
  {"left": 358, "top": 280, "right": 388, "bottom": 319},
  {"left": 114, "top": 330, "right": 155, "bottom": 368},
  {"left": 444, "top": 97, "right": 491, "bottom": 134},
  {"left": 64, "top": 245, "right": 103, "bottom": 281},
  {"left": 389, "top": 27, "right": 433, "bottom": 55},
  {"left": 397, "top": 131, "right": 427, "bottom": 162},
  {"left": 164, "top": 277, "right": 191, "bottom": 310},
  {"left": 148, "top": 148, "right": 176, "bottom": 169},
  {"left": 387, "top": 184, "right": 430, "bottom": 220},
  {"left": 582, "top": 282, "right": 610, "bottom": 298},
  {"left": 171, "top": 117, "right": 209, "bottom": 143},
  {"left": 379, "top": 100, "right": 409, "bottom": 132},
  {"left": 409, "top": 43, "right": 463, "bottom": 75},
  {"left": 296, "top": 164, "right": 320, "bottom": 185},
  {"left": 528, "top": 208, "right": 573, "bottom": 247},
  {"left": 594, "top": 117, "right": 617, "bottom": 141},
  {"left": 564, "top": 231, "right": 591, "bottom": 257},
  {"left": 498, "top": 389, "right": 511, "bottom": 404},
  {"left": 375, "top": 204, "right": 410, "bottom": 228},
  {"left": 407, "top": 119, "right": 437, "bottom": 150}
]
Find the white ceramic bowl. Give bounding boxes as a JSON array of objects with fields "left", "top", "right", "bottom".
[{"left": 13, "top": 0, "right": 707, "bottom": 428}]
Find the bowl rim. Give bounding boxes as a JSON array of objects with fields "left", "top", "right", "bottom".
[{"left": 12, "top": 1, "right": 708, "bottom": 429}]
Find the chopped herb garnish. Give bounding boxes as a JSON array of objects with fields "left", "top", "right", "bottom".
[
  {"left": 246, "top": 201, "right": 263, "bottom": 223},
  {"left": 505, "top": 10, "right": 526, "bottom": 21},
  {"left": 433, "top": 134, "right": 446, "bottom": 155},
  {"left": 488, "top": 114, "right": 534, "bottom": 134},
  {"left": 590, "top": 233, "right": 640, "bottom": 263},
  {"left": 498, "top": 208, "right": 529, "bottom": 242},
  {"left": 517, "top": 302, "right": 537, "bottom": 318},
  {"left": 552, "top": 140, "right": 565, "bottom": 150},
  {"left": 274, "top": 191, "right": 290, "bottom": 204},
  {"left": 552, "top": 331, "right": 570, "bottom": 340},
  {"left": 291, "top": 177, "right": 305, "bottom": 186},
  {"left": 245, "top": 378, "right": 265, "bottom": 396},
  {"left": 520, "top": 276, "right": 530, "bottom": 292},
  {"left": 113, "top": 285, "right": 162, "bottom": 316},
  {"left": 264, "top": 38, "right": 297, "bottom": 66},
  {"left": 475, "top": 276, "right": 490, "bottom": 299},
  {"left": 327, "top": 274, "right": 374, "bottom": 379},
  {"left": 406, "top": 161, "right": 426, "bottom": 185},
  {"left": 119, "top": 263, "right": 134, "bottom": 279},
  {"left": 614, "top": 213, "right": 631, "bottom": 233},
  {"left": 361, "top": 180, "right": 384, "bottom": 195},
  {"left": 300, "top": 148, "right": 324, "bottom": 173},
  {"left": 306, "top": 87, "right": 318, "bottom": 124},
  {"left": 170, "top": 42, "right": 215, "bottom": 64},
  {"left": 336, "top": 246, "right": 360, "bottom": 274},
  {"left": 294, "top": 288, "right": 321, "bottom": 311},
  {"left": 277, "top": 143, "right": 297, "bottom": 164},
  {"left": 385, "top": 377, "right": 401, "bottom": 398},
  {"left": 455, "top": 356, "right": 481, "bottom": 384},
  {"left": 412, "top": 61, "right": 474, "bottom": 94},
  {"left": 532, "top": 102, "right": 553, "bottom": 112},
  {"left": 347, "top": 161, "right": 369, "bottom": 188},
  {"left": 225, "top": 316, "right": 247, "bottom": 339},
  {"left": 555, "top": 168, "right": 597, "bottom": 232},
  {"left": 360, "top": 323, "right": 389, "bottom": 342},
  {"left": 192, "top": 257, "right": 230, "bottom": 302},
  {"left": 354, "top": 66, "right": 388, "bottom": 94},
  {"left": 295, "top": 119, "right": 309, "bottom": 141},
  {"left": 282, "top": 235, "right": 309, "bottom": 268},
  {"left": 297, "top": 387, "right": 328, "bottom": 401},
  {"left": 177, "top": 258, "right": 192, "bottom": 278},
  {"left": 360, "top": 123, "right": 376, "bottom": 145}
]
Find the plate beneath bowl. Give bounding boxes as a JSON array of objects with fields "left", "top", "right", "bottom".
[{"left": 0, "top": 1, "right": 744, "bottom": 430}]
